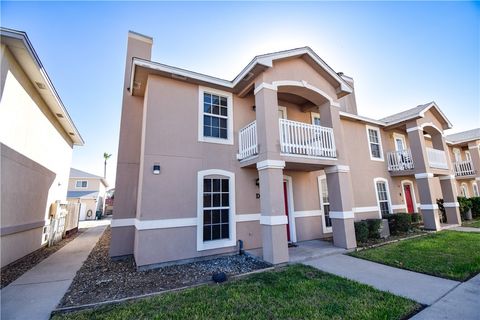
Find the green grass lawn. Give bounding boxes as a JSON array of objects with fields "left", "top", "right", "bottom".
[
  {"left": 462, "top": 218, "right": 480, "bottom": 228},
  {"left": 52, "top": 265, "right": 419, "bottom": 320},
  {"left": 350, "top": 231, "right": 480, "bottom": 281}
]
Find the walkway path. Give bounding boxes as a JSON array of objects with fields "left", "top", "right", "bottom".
[
  {"left": 411, "top": 273, "right": 480, "bottom": 319},
  {"left": 304, "top": 254, "right": 459, "bottom": 305},
  {"left": 1, "top": 225, "right": 107, "bottom": 320},
  {"left": 452, "top": 226, "right": 480, "bottom": 233}
]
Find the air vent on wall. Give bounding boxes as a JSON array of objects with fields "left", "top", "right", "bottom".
[
  {"left": 56, "top": 113, "right": 64, "bottom": 118},
  {"left": 69, "top": 132, "right": 75, "bottom": 136},
  {"left": 35, "top": 81, "right": 46, "bottom": 90},
  {"left": 172, "top": 74, "right": 187, "bottom": 81}
]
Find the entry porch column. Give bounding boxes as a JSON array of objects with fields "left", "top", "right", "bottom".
[
  {"left": 439, "top": 175, "right": 462, "bottom": 225},
  {"left": 257, "top": 160, "right": 289, "bottom": 264}
]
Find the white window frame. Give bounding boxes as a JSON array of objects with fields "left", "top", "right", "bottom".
[
  {"left": 461, "top": 183, "right": 469, "bottom": 197},
  {"left": 374, "top": 177, "right": 392, "bottom": 217},
  {"left": 472, "top": 182, "right": 479, "bottom": 197},
  {"left": 310, "top": 112, "right": 321, "bottom": 125},
  {"left": 317, "top": 175, "right": 332, "bottom": 233},
  {"left": 465, "top": 150, "right": 471, "bottom": 162},
  {"left": 75, "top": 180, "right": 88, "bottom": 189},
  {"left": 366, "top": 125, "right": 384, "bottom": 161},
  {"left": 393, "top": 133, "right": 407, "bottom": 152},
  {"left": 453, "top": 148, "right": 461, "bottom": 162},
  {"left": 197, "top": 169, "right": 236, "bottom": 251},
  {"left": 401, "top": 180, "right": 418, "bottom": 213},
  {"left": 198, "top": 86, "right": 233, "bottom": 145},
  {"left": 278, "top": 106, "right": 287, "bottom": 119}
]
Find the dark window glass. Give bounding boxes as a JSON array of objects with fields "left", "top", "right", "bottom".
[
  {"left": 221, "top": 179, "right": 229, "bottom": 192},
  {"left": 212, "top": 225, "right": 221, "bottom": 239},
  {"left": 371, "top": 144, "right": 381, "bottom": 158},
  {"left": 203, "top": 178, "right": 230, "bottom": 241},
  {"left": 324, "top": 204, "right": 332, "bottom": 227},
  {"left": 203, "top": 92, "right": 228, "bottom": 140}
]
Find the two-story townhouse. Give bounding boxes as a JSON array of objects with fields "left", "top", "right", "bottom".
[
  {"left": 111, "top": 31, "right": 461, "bottom": 268},
  {"left": 446, "top": 129, "right": 480, "bottom": 197},
  {"left": 67, "top": 168, "right": 109, "bottom": 220},
  {"left": 0, "top": 28, "right": 84, "bottom": 267}
]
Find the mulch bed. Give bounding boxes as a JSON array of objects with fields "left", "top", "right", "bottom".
[
  {"left": 1, "top": 229, "right": 84, "bottom": 288},
  {"left": 59, "top": 227, "right": 270, "bottom": 307}
]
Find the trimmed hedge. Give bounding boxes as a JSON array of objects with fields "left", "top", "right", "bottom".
[
  {"left": 383, "top": 213, "right": 413, "bottom": 235},
  {"left": 366, "top": 219, "right": 382, "bottom": 239},
  {"left": 355, "top": 219, "right": 382, "bottom": 243},
  {"left": 471, "top": 197, "right": 480, "bottom": 218},
  {"left": 354, "top": 221, "right": 369, "bottom": 243},
  {"left": 458, "top": 196, "right": 473, "bottom": 220}
]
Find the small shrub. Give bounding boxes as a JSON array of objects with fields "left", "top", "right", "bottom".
[
  {"left": 366, "top": 219, "right": 382, "bottom": 239},
  {"left": 470, "top": 197, "right": 480, "bottom": 218},
  {"left": 436, "top": 198, "right": 447, "bottom": 223},
  {"left": 395, "top": 213, "right": 412, "bottom": 233},
  {"left": 458, "top": 197, "right": 473, "bottom": 220},
  {"left": 354, "top": 221, "right": 369, "bottom": 243},
  {"left": 383, "top": 213, "right": 412, "bottom": 235},
  {"left": 411, "top": 213, "right": 422, "bottom": 223}
]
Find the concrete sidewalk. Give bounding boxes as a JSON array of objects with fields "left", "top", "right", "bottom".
[
  {"left": 0, "top": 225, "right": 106, "bottom": 320},
  {"left": 411, "top": 273, "right": 480, "bottom": 319},
  {"left": 304, "top": 254, "right": 460, "bottom": 305},
  {"left": 452, "top": 226, "right": 480, "bottom": 233}
]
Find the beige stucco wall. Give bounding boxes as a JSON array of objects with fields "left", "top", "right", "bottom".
[
  {"left": 0, "top": 47, "right": 74, "bottom": 267},
  {"left": 67, "top": 177, "right": 103, "bottom": 192}
]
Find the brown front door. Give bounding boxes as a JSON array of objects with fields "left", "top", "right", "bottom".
[
  {"left": 283, "top": 181, "right": 291, "bottom": 242},
  {"left": 404, "top": 184, "right": 414, "bottom": 213}
]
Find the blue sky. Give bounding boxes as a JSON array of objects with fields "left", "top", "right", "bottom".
[{"left": 2, "top": 1, "right": 479, "bottom": 186}]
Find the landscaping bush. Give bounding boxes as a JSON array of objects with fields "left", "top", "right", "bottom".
[
  {"left": 411, "top": 213, "right": 422, "bottom": 223},
  {"left": 354, "top": 221, "right": 369, "bottom": 243},
  {"left": 470, "top": 197, "right": 480, "bottom": 218},
  {"left": 366, "top": 219, "right": 382, "bottom": 239},
  {"left": 458, "top": 196, "right": 473, "bottom": 220},
  {"left": 383, "top": 213, "right": 412, "bottom": 235},
  {"left": 436, "top": 198, "right": 447, "bottom": 223},
  {"left": 395, "top": 213, "right": 412, "bottom": 233}
]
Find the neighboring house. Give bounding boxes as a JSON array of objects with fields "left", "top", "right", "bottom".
[
  {"left": 0, "top": 28, "right": 84, "bottom": 267},
  {"left": 67, "top": 168, "right": 109, "bottom": 220},
  {"left": 446, "top": 128, "right": 480, "bottom": 197},
  {"left": 111, "top": 31, "right": 464, "bottom": 267}
]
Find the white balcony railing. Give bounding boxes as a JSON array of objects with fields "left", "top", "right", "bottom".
[
  {"left": 426, "top": 147, "right": 448, "bottom": 169},
  {"left": 454, "top": 160, "right": 475, "bottom": 176},
  {"left": 279, "top": 119, "right": 336, "bottom": 158},
  {"left": 237, "top": 121, "right": 258, "bottom": 160},
  {"left": 387, "top": 149, "right": 414, "bottom": 171}
]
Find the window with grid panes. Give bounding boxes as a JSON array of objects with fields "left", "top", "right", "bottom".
[
  {"left": 203, "top": 178, "right": 230, "bottom": 241},
  {"left": 203, "top": 92, "right": 228, "bottom": 139}
]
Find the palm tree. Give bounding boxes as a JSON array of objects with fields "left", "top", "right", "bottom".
[{"left": 103, "top": 152, "right": 112, "bottom": 179}]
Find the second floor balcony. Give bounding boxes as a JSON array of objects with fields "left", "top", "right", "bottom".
[
  {"left": 387, "top": 147, "right": 449, "bottom": 174},
  {"left": 237, "top": 119, "right": 336, "bottom": 161},
  {"left": 454, "top": 160, "right": 475, "bottom": 177}
]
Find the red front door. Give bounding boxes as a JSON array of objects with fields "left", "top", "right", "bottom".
[
  {"left": 404, "top": 184, "right": 414, "bottom": 213},
  {"left": 283, "top": 181, "right": 291, "bottom": 242}
]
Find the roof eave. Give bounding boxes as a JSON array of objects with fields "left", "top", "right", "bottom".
[{"left": 0, "top": 28, "right": 84, "bottom": 146}]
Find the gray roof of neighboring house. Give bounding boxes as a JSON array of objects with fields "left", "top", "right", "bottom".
[
  {"left": 379, "top": 102, "right": 432, "bottom": 124},
  {"left": 67, "top": 191, "right": 99, "bottom": 199},
  {"left": 445, "top": 128, "right": 480, "bottom": 144},
  {"left": 70, "top": 168, "right": 109, "bottom": 187}
]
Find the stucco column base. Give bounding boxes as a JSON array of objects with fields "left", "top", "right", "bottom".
[
  {"left": 444, "top": 207, "right": 461, "bottom": 225},
  {"left": 439, "top": 177, "right": 461, "bottom": 225},
  {"left": 331, "top": 218, "right": 356, "bottom": 249},
  {"left": 422, "top": 209, "right": 442, "bottom": 231},
  {"left": 109, "top": 225, "right": 135, "bottom": 257},
  {"left": 261, "top": 224, "right": 289, "bottom": 264}
]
